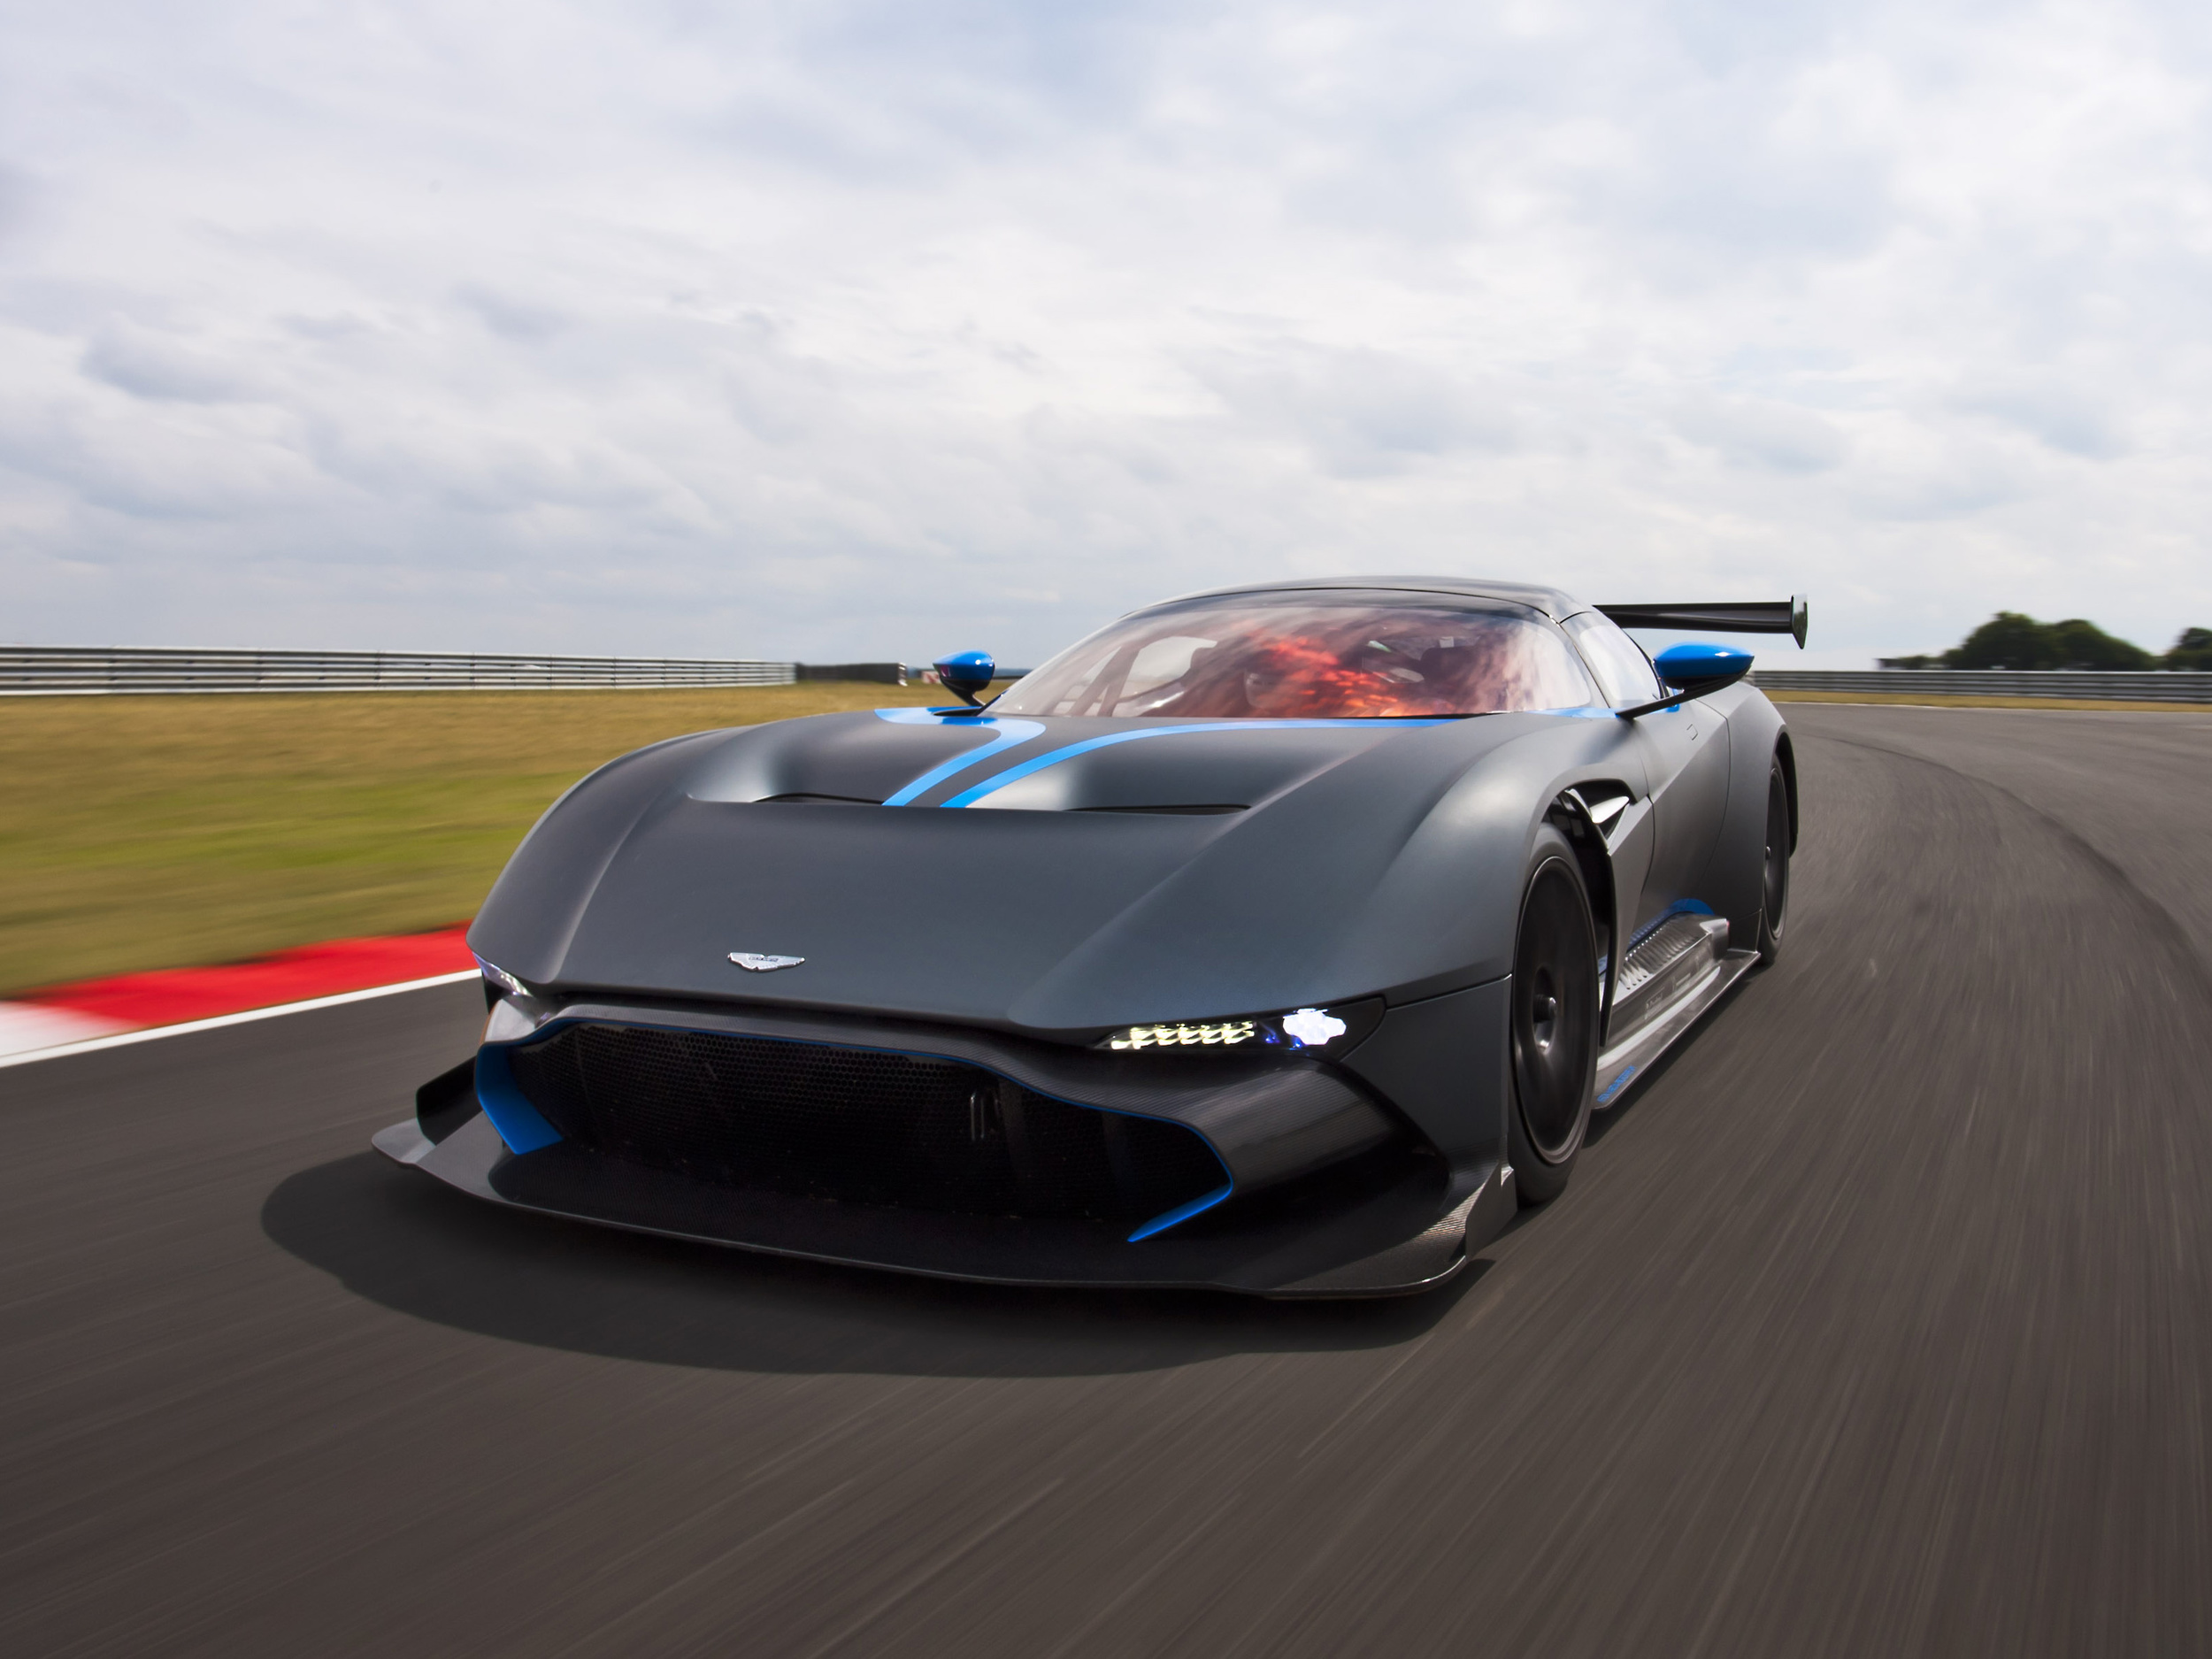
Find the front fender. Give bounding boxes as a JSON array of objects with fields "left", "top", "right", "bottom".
[
  {"left": 1332, "top": 715, "right": 1653, "bottom": 1002},
  {"left": 469, "top": 728, "right": 733, "bottom": 985}
]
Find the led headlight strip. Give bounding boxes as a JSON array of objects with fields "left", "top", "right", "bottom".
[
  {"left": 1108, "top": 1019, "right": 1263, "bottom": 1050},
  {"left": 1099, "top": 1004, "right": 1369, "bottom": 1054}
]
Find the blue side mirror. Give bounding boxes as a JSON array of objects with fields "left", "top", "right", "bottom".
[
  {"left": 933, "top": 650, "right": 996, "bottom": 708},
  {"left": 1655, "top": 641, "right": 1754, "bottom": 693}
]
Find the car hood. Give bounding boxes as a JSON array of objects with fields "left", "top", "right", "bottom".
[{"left": 469, "top": 706, "right": 1573, "bottom": 1033}]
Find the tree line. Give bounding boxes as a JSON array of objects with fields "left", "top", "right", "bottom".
[{"left": 1881, "top": 614, "right": 2212, "bottom": 672}]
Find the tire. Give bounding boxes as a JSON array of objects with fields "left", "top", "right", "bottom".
[
  {"left": 1508, "top": 825, "right": 1601, "bottom": 1207},
  {"left": 1755, "top": 755, "right": 1790, "bottom": 965}
]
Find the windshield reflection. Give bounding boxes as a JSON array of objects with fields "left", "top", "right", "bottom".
[{"left": 994, "top": 597, "right": 1600, "bottom": 718}]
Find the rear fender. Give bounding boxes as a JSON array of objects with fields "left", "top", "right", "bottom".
[{"left": 1698, "top": 685, "right": 1789, "bottom": 946}]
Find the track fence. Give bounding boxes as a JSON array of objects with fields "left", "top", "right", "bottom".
[
  {"left": 0, "top": 647, "right": 912, "bottom": 695},
  {"left": 14, "top": 650, "right": 2205, "bottom": 703},
  {"left": 1750, "top": 669, "right": 2212, "bottom": 703}
]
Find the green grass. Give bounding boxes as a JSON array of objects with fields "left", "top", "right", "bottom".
[{"left": 0, "top": 683, "right": 939, "bottom": 995}]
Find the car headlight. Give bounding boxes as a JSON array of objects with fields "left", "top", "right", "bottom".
[
  {"left": 474, "top": 955, "right": 529, "bottom": 998},
  {"left": 483, "top": 995, "right": 557, "bottom": 1043},
  {"left": 475, "top": 956, "right": 557, "bottom": 1042},
  {"left": 1097, "top": 999, "right": 1381, "bottom": 1056}
]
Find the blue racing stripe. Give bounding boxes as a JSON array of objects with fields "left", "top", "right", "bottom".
[
  {"left": 941, "top": 718, "right": 1453, "bottom": 809},
  {"left": 874, "top": 710, "right": 1047, "bottom": 805}
]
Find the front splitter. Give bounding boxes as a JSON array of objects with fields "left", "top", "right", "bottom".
[{"left": 373, "top": 1110, "right": 1515, "bottom": 1298}]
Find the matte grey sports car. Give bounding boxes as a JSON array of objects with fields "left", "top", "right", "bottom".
[{"left": 377, "top": 577, "right": 1805, "bottom": 1295}]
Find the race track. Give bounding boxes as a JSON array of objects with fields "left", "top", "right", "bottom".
[{"left": 6, "top": 703, "right": 2211, "bottom": 1657}]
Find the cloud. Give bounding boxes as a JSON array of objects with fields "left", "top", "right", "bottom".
[
  {"left": 79, "top": 323, "right": 260, "bottom": 403},
  {"left": 1951, "top": 374, "right": 2128, "bottom": 459},
  {"left": 0, "top": 162, "right": 33, "bottom": 245},
  {"left": 1671, "top": 393, "right": 1848, "bottom": 474},
  {"left": 1196, "top": 345, "right": 1520, "bottom": 476},
  {"left": 0, "top": 0, "right": 2209, "bottom": 665}
]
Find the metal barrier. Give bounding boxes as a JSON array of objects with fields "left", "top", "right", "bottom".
[
  {"left": 19, "top": 649, "right": 2199, "bottom": 703},
  {"left": 1751, "top": 669, "right": 2212, "bottom": 703},
  {"left": 0, "top": 646, "right": 838, "bottom": 695},
  {"left": 795, "top": 662, "right": 909, "bottom": 686}
]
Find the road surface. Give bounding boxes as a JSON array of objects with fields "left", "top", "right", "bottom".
[{"left": 5, "top": 703, "right": 2210, "bottom": 1656}]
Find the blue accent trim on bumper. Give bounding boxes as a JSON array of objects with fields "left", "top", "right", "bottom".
[
  {"left": 874, "top": 710, "right": 1047, "bottom": 805},
  {"left": 474, "top": 1044, "right": 563, "bottom": 1154},
  {"left": 1127, "top": 1182, "right": 1234, "bottom": 1242},
  {"left": 1597, "top": 1063, "right": 1638, "bottom": 1105}
]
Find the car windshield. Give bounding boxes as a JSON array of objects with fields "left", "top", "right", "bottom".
[{"left": 994, "top": 594, "right": 1600, "bottom": 718}]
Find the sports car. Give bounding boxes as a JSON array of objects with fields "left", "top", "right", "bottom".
[{"left": 376, "top": 576, "right": 1805, "bottom": 1295}]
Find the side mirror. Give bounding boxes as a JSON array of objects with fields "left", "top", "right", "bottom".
[
  {"left": 933, "top": 650, "right": 996, "bottom": 709},
  {"left": 1655, "top": 641, "right": 1754, "bottom": 693},
  {"left": 1617, "top": 642, "right": 1754, "bottom": 718}
]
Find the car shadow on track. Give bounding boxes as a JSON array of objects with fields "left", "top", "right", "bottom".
[{"left": 261, "top": 1150, "right": 1478, "bottom": 1378}]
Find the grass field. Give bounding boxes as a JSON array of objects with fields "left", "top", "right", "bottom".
[{"left": 0, "top": 683, "right": 938, "bottom": 996}]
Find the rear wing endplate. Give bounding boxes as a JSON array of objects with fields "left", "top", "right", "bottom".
[{"left": 1595, "top": 596, "right": 1808, "bottom": 649}]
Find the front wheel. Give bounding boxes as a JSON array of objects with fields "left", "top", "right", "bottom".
[
  {"left": 1508, "top": 826, "right": 1600, "bottom": 1206},
  {"left": 1755, "top": 755, "right": 1791, "bottom": 965}
]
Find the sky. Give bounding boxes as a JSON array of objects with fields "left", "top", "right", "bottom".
[{"left": 3, "top": 0, "right": 2209, "bottom": 670}]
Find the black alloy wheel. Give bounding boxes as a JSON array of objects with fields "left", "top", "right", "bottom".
[
  {"left": 1508, "top": 828, "right": 1600, "bottom": 1205},
  {"left": 1756, "top": 755, "right": 1790, "bottom": 964}
]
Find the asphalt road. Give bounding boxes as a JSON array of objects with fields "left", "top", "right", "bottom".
[{"left": 5, "top": 703, "right": 2210, "bottom": 1657}]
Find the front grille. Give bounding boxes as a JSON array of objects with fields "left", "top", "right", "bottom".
[{"left": 505, "top": 1023, "right": 1226, "bottom": 1224}]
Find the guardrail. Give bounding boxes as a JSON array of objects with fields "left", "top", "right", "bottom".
[
  {"left": 1751, "top": 669, "right": 2212, "bottom": 703},
  {"left": 21, "top": 650, "right": 2200, "bottom": 703},
  {"left": 0, "top": 647, "right": 917, "bottom": 695}
]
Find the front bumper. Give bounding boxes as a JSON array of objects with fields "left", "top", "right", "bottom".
[
  {"left": 373, "top": 995, "right": 1515, "bottom": 1296},
  {"left": 373, "top": 1110, "right": 1510, "bottom": 1296}
]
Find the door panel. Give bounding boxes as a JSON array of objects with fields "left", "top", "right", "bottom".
[{"left": 1628, "top": 703, "right": 1732, "bottom": 933}]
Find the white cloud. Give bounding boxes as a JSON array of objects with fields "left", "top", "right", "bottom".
[{"left": 2, "top": 0, "right": 2209, "bottom": 665}]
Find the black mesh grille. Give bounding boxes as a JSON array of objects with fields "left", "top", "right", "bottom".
[{"left": 505, "top": 1023, "right": 1226, "bottom": 1224}]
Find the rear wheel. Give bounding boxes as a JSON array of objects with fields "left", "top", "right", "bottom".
[
  {"left": 1508, "top": 826, "right": 1600, "bottom": 1206},
  {"left": 1755, "top": 756, "right": 1791, "bottom": 965}
]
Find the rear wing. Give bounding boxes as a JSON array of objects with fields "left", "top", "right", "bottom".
[{"left": 1595, "top": 596, "right": 1808, "bottom": 649}]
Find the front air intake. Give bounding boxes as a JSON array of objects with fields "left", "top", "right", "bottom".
[{"left": 504, "top": 1023, "right": 1225, "bottom": 1225}]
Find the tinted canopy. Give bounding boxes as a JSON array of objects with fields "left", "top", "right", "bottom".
[{"left": 995, "top": 592, "right": 1600, "bottom": 719}]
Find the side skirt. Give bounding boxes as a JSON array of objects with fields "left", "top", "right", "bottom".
[{"left": 1593, "top": 948, "right": 1760, "bottom": 1110}]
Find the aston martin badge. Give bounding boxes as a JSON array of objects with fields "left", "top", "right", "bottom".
[{"left": 729, "top": 952, "right": 805, "bottom": 972}]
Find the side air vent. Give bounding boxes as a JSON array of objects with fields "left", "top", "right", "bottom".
[{"left": 1566, "top": 780, "right": 1634, "bottom": 834}]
